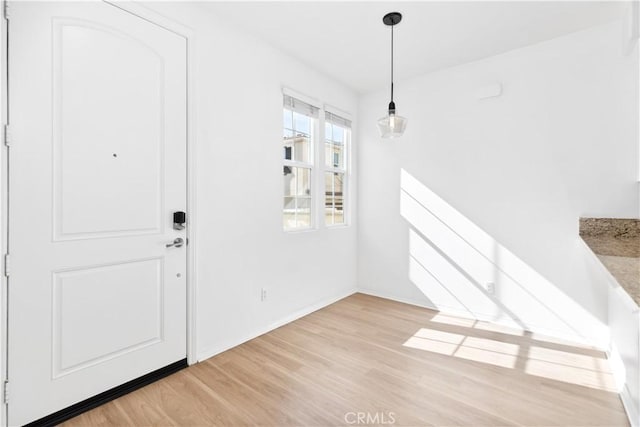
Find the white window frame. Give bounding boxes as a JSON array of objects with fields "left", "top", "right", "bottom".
[
  {"left": 322, "top": 109, "right": 351, "bottom": 228},
  {"left": 282, "top": 90, "right": 352, "bottom": 232},
  {"left": 283, "top": 93, "right": 319, "bottom": 232}
]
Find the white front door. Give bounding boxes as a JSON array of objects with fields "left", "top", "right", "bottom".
[{"left": 7, "top": 2, "right": 187, "bottom": 424}]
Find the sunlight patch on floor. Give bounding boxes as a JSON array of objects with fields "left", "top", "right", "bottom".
[
  {"left": 404, "top": 328, "right": 519, "bottom": 369},
  {"left": 525, "top": 357, "right": 617, "bottom": 392},
  {"left": 429, "top": 313, "right": 526, "bottom": 336},
  {"left": 403, "top": 326, "right": 617, "bottom": 392}
]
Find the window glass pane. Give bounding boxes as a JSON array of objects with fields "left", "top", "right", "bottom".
[
  {"left": 293, "top": 112, "right": 310, "bottom": 136},
  {"left": 324, "top": 143, "right": 332, "bottom": 169},
  {"left": 284, "top": 134, "right": 310, "bottom": 163},
  {"left": 295, "top": 197, "right": 311, "bottom": 229},
  {"left": 284, "top": 167, "right": 312, "bottom": 230},
  {"left": 332, "top": 125, "right": 344, "bottom": 144},
  {"left": 294, "top": 136, "right": 311, "bottom": 163},
  {"left": 296, "top": 167, "right": 310, "bottom": 195},
  {"left": 325, "top": 142, "right": 344, "bottom": 168},
  {"left": 283, "top": 109, "right": 293, "bottom": 130},
  {"left": 283, "top": 195, "right": 295, "bottom": 226},
  {"left": 325, "top": 172, "right": 345, "bottom": 225},
  {"left": 284, "top": 108, "right": 312, "bottom": 163},
  {"left": 325, "top": 138, "right": 344, "bottom": 168},
  {"left": 324, "top": 123, "right": 347, "bottom": 169},
  {"left": 284, "top": 166, "right": 310, "bottom": 196}
]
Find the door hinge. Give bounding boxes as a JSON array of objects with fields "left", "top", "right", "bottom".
[
  {"left": 3, "top": 380, "right": 9, "bottom": 404},
  {"left": 4, "top": 254, "right": 10, "bottom": 277},
  {"left": 3, "top": 2, "right": 9, "bottom": 20},
  {"left": 3, "top": 125, "right": 10, "bottom": 147}
]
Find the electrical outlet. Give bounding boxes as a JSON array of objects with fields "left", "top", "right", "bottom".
[
  {"left": 261, "top": 288, "right": 268, "bottom": 302},
  {"left": 486, "top": 282, "right": 496, "bottom": 295}
]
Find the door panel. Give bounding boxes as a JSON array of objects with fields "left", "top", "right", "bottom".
[
  {"left": 53, "top": 257, "right": 164, "bottom": 377},
  {"left": 8, "top": 2, "right": 187, "bottom": 425},
  {"left": 54, "top": 18, "right": 165, "bottom": 239}
]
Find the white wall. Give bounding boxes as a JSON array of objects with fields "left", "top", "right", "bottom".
[
  {"left": 140, "top": 3, "right": 635, "bottom": 355},
  {"left": 142, "top": 2, "right": 359, "bottom": 360},
  {"left": 358, "top": 21, "right": 638, "bottom": 346}
]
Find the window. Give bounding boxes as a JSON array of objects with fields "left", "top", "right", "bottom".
[
  {"left": 324, "top": 111, "right": 351, "bottom": 226},
  {"left": 282, "top": 93, "right": 351, "bottom": 231},
  {"left": 283, "top": 95, "right": 318, "bottom": 231}
]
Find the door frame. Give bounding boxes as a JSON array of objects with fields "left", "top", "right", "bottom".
[
  {"left": 0, "top": 1, "right": 198, "bottom": 423},
  {"left": 1, "top": 2, "right": 8, "bottom": 425}
]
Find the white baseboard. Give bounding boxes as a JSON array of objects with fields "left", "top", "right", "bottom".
[
  {"left": 196, "top": 287, "right": 357, "bottom": 362},
  {"left": 619, "top": 382, "right": 639, "bottom": 427},
  {"left": 607, "top": 344, "right": 639, "bottom": 427},
  {"left": 357, "top": 287, "right": 437, "bottom": 310}
]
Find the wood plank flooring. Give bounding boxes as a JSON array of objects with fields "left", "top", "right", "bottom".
[{"left": 63, "top": 293, "right": 629, "bottom": 426}]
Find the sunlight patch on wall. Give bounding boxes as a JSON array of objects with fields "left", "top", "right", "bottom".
[{"left": 399, "top": 168, "right": 608, "bottom": 344}]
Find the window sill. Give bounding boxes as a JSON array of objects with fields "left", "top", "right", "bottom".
[
  {"left": 324, "top": 224, "right": 350, "bottom": 230},
  {"left": 283, "top": 227, "right": 316, "bottom": 234}
]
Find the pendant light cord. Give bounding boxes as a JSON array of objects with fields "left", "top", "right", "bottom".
[{"left": 390, "top": 23, "right": 394, "bottom": 104}]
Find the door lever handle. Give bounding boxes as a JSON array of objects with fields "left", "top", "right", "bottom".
[{"left": 166, "top": 237, "right": 184, "bottom": 248}]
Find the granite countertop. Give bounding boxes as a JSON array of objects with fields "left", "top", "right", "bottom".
[{"left": 580, "top": 218, "right": 640, "bottom": 305}]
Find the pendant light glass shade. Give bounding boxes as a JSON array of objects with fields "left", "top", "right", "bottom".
[
  {"left": 377, "top": 112, "right": 407, "bottom": 138},
  {"left": 379, "top": 12, "right": 406, "bottom": 139}
]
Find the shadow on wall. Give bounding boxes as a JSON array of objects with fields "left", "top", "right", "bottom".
[{"left": 399, "top": 168, "right": 607, "bottom": 345}]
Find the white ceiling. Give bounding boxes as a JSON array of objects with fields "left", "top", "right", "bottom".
[{"left": 201, "top": 1, "right": 625, "bottom": 94}]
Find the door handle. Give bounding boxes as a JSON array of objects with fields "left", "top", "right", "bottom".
[{"left": 166, "top": 237, "right": 184, "bottom": 248}]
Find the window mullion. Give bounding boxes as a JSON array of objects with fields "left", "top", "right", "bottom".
[
  {"left": 294, "top": 171, "right": 299, "bottom": 227},
  {"left": 316, "top": 109, "right": 324, "bottom": 228}
]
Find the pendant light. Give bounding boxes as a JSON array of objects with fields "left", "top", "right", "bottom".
[{"left": 377, "top": 12, "right": 407, "bottom": 139}]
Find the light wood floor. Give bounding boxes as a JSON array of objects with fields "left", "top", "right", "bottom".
[{"left": 63, "top": 293, "right": 629, "bottom": 426}]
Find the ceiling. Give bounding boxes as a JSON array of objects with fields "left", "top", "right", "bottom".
[{"left": 201, "top": 1, "right": 625, "bottom": 94}]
